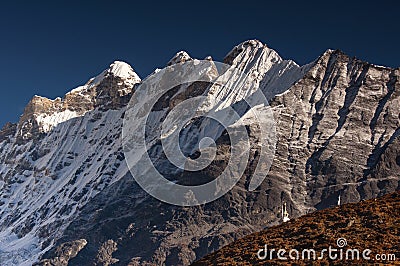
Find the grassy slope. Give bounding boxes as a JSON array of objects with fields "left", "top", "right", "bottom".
[{"left": 192, "top": 191, "right": 400, "bottom": 265}]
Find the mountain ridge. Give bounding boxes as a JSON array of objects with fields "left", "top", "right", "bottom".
[{"left": 1, "top": 40, "right": 398, "bottom": 133}]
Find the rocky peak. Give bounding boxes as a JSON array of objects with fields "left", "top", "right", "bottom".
[
  {"left": 220, "top": 39, "right": 312, "bottom": 100},
  {"left": 167, "top": 51, "right": 192, "bottom": 66},
  {"left": 98, "top": 60, "right": 141, "bottom": 88},
  {"left": 79, "top": 60, "right": 141, "bottom": 98},
  {"left": 90, "top": 61, "right": 141, "bottom": 110},
  {"left": 15, "top": 61, "right": 141, "bottom": 142},
  {"left": 224, "top": 39, "right": 281, "bottom": 66}
]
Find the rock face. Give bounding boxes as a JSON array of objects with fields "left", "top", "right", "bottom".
[
  {"left": 0, "top": 40, "right": 399, "bottom": 265},
  {"left": 0, "top": 123, "right": 16, "bottom": 143},
  {"left": 268, "top": 49, "right": 400, "bottom": 214}
]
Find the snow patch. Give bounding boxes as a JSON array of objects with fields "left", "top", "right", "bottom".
[{"left": 36, "top": 109, "right": 81, "bottom": 132}]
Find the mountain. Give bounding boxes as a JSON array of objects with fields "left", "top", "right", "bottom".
[
  {"left": 0, "top": 40, "right": 398, "bottom": 265},
  {"left": 0, "top": 61, "right": 141, "bottom": 265},
  {"left": 192, "top": 191, "right": 400, "bottom": 265}
]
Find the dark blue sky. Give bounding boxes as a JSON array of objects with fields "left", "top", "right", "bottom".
[{"left": 1, "top": 1, "right": 399, "bottom": 128}]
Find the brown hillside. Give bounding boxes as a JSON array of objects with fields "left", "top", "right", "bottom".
[{"left": 193, "top": 191, "right": 400, "bottom": 265}]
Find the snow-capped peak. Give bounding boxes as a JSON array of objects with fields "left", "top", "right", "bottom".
[
  {"left": 167, "top": 51, "right": 192, "bottom": 66},
  {"left": 224, "top": 39, "right": 282, "bottom": 66},
  {"left": 16, "top": 61, "right": 142, "bottom": 137},
  {"left": 108, "top": 61, "right": 141, "bottom": 81},
  {"left": 90, "top": 61, "right": 141, "bottom": 88}
]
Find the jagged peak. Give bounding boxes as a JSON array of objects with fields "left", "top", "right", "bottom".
[
  {"left": 324, "top": 48, "right": 336, "bottom": 55},
  {"left": 28, "top": 95, "right": 62, "bottom": 103},
  {"left": 312, "top": 48, "right": 380, "bottom": 71},
  {"left": 25, "top": 95, "right": 58, "bottom": 111},
  {"left": 238, "top": 39, "right": 265, "bottom": 48},
  {"left": 320, "top": 49, "right": 347, "bottom": 58},
  {"left": 319, "top": 49, "right": 396, "bottom": 71},
  {"left": 224, "top": 39, "right": 281, "bottom": 66},
  {"left": 28, "top": 60, "right": 141, "bottom": 104},
  {"left": 16, "top": 61, "right": 142, "bottom": 139},
  {"left": 226, "top": 39, "right": 267, "bottom": 55},
  {"left": 167, "top": 51, "right": 192, "bottom": 66}
]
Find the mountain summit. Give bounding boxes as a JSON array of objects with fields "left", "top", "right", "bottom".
[{"left": 8, "top": 61, "right": 141, "bottom": 143}]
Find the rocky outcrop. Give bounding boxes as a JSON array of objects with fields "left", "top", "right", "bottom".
[{"left": 37, "top": 239, "right": 87, "bottom": 266}]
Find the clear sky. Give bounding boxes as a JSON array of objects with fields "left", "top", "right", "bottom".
[{"left": 1, "top": 0, "right": 399, "bottom": 128}]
